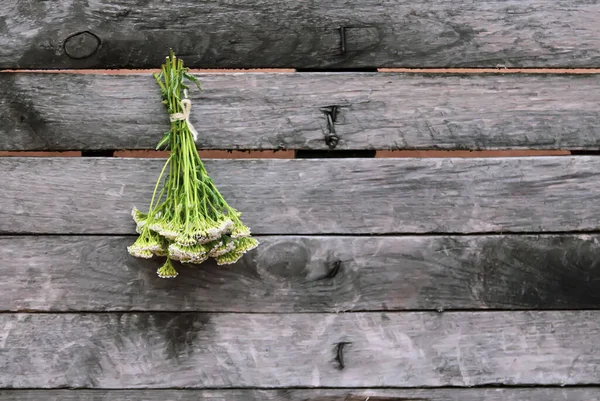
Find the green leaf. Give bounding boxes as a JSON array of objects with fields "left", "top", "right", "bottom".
[
  {"left": 156, "top": 131, "right": 171, "bottom": 150},
  {"left": 153, "top": 72, "right": 167, "bottom": 93},
  {"left": 183, "top": 71, "right": 203, "bottom": 91}
]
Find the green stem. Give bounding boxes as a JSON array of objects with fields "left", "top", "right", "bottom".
[{"left": 148, "top": 156, "right": 171, "bottom": 216}]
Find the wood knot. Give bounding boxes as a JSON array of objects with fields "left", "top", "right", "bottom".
[
  {"left": 115, "top": 9, "right": 131, "bottom": 19},
  {"left": 323, "top": 260, "right": 342, "bottom": 279},
  {"left": 63, "top": 31, "right": 101, "bottom": 59}
]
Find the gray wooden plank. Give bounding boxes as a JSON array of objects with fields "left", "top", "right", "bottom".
[
  {"left": 1, "top": 389, "right": 599, "bottom": 401},
  {"left": 1, "top": 311, "right": 599, "bottom": 388},
  {"left": 3, "top": 234, "right": 600, "bottom": 312},
  {"left": 2, "top": 157, "right": 600, "bottom": 235},
  {"left": 3, "top": 72, "right": 600, "bottom": 151},
  {"left": 2, "top": 1, "right": 600, "bottom": 68}
]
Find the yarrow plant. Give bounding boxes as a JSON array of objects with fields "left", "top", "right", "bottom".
[{"left": 128, "top": 51, "right": 259, "bottom": 278}]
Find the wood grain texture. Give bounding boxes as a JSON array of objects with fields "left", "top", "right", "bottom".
[
  {"left": 4, "top": 73, "right": 600, "bottom": 151},
  {"left": 2, "top": 0, "right": 600, "bottom": 68},
  {"left": 1, "top": 389, "right": 599, "bottom": 401},
  {"left": 2, "top": 157, "right": 600, "bottom": 235},
  {"left": 1, "top": 311, "right": 600, "bottom": 388},
  {"left": 3, "top": 235, "right": 600, "bottom": 312}
]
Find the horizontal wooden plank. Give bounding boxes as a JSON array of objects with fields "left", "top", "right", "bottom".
[
  {"left": 3, "top": 1, "right": 600, "bottom": 68},
  {"left": 3, "top": 73, "right": 600, "bottom": 151},
  {"left": 1, "top": 389, "right": 598, "bottom": 401},
  {"left": 1, "top": 311, "right": 599, "bottom": 388},
  {"left": 2, "top": 157, "right": 600, "bottom": 235},
  {"left": 3, "top": 234, "right": 600, "bottom": 312}
]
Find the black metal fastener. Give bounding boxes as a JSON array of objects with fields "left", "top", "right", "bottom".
[
  {"left": 323, "top": 106, "right": 340, "bottom": 149},
  {"left": 335, "top": 341, "right": 352, "bottom": 370},
  {"left": 339, "top": 27, "right": 347, "bottom": 55}
]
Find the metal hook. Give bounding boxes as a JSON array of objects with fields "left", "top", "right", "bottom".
[{"left": 323, "top": 106, "right": 340, "bottom": 149}]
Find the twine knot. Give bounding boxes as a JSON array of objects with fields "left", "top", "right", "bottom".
[{"left": 169, "top": 94, "right": 198, "bottom": 141}]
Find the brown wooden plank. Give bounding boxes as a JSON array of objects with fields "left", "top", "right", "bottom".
[
  {"left": 376, "top": 150, "right": 572, "bottom": 158},
  {"left": 0, "top": 389, "right": 598, "bottom": 401},
  {"left": 3, "top": 73, "right": 600, "bottom": 151},
  {"left": 2, "top": 234, "right": 600, "bottom": 312},
  {"left": 1, "top": 311, "right": 599, "bottom": 388},
  {"left": 2, "top": 157, "right": 600, "bottom": 235},
  {"left": 0, "top": 151, "right": 82, "bottom": 157},
  {"left": 114, "top": 150, "right": 295, "bottom": 159},
  {"left": 2, "top": 1, "right": 600, "bottom": 68},
  {"left": 378, "top": 68, "right": 600, "bottom": 74}
]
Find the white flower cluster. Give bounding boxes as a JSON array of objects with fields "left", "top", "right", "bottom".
[{"left": 128, "top": 207, "right": 259, "bottom": 278}]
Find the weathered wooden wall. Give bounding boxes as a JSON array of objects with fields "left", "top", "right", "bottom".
[
  {"left": 1, "top": 0, "right": 600, "bottom": 400},
  {"left": 2, "top": 0, "right": 600, "bottom": 69},
  {"left": 3, "top": 234, "right": 600, "bottom": 312},
  {"left": 3, "top": 73, "right": 600, "bottom": 151},
  {"left": 2, "top": 311, "right": 600, "bottom": 388},
  {"left": 5, "top": 157, "right": 600, "bottom": 234}
]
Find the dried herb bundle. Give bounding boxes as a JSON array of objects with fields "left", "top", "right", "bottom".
[{"left": 128, "top": 51, "right": 258, "bottom": 278}]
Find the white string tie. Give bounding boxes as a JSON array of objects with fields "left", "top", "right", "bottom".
[{"left": 169, "top": 89, "right": 198, "bottom": 141}]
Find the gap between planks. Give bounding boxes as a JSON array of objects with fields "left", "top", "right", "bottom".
[
  {"left": 0, "top": 150, "right": 295, "bottom": 159},
  {"left": 0, "top": 150, "right": 572, "bottom": 159}
]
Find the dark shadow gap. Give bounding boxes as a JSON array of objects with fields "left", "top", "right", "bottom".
[
  {"left": 295, "top": 149, "right": 376, "bottom": 158},
  {"left": 2, "top": 384, "right": 600, "bottom": 390},
  {"left": 571, "top": 150, "right": 600, "bottom": 155},
  {"left": 82, "top": 150, "right": 115, "bottom": 157},
  {"left": 295, "top": 67, "right": 378, "bottom": 73}
]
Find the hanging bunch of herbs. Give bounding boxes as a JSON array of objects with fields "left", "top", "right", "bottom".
[{"left": 128, "top": 51, "right": 258, "bottom": 278}]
